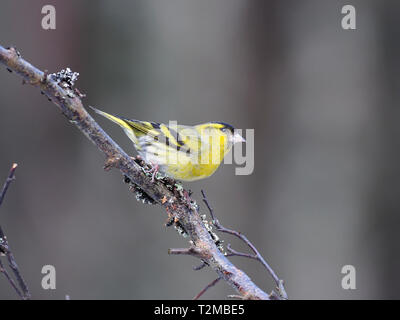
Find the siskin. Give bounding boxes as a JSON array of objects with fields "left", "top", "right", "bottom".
[{"left": 91, "top": 107, "right": 245, "bottom": 182}]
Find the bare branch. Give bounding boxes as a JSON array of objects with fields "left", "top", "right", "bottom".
[
  {"left": 0, "top": 164, "right": 31, "bottom": 300},
  {"left": 0, "top": 44, "right": 278, "bottom": 300},
  {"left": 226, "top": 243, "right": 258, "bottom": 260},
  {"left": 193, "top": 277, "right": 221, "bottom": 300},
  {"left": 168, "top": 247, "right": 205, "bottom": 258},
  {"left": 0, "top": 258, "right": 23, "bottom": 299},
  {"left": 0, "top": 163, "right": 17, "bottom": 207},
  {"left": 193, "top": 261, "right": 208, "bottom": 271},
  {"left": 227, "top": 294, "right": 245, "bottom": 300},
  {"left": 201, "top": 190, "right": 288, "bottom": 300}
]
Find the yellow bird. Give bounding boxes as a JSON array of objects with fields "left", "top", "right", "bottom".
[{"left": 91, "top": 107, "right": 245, "bottom": 181}]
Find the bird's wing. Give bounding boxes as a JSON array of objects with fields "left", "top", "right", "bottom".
[
  {"left": 90, "top": 107, "right": 161, "bottom": 150},
  {"left": 90, "top": 107, "right": 206, "bottom": 162},
  {"left": 136, "top": 123, "right": 207, "bottom": 166}
]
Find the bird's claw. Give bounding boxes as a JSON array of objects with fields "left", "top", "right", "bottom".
[{"left": 146, "top": 164, "right": 159, "bottom": 182}]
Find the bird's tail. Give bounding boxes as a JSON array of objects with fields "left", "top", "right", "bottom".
[
  {"left": 89, "top": 106, "right": 142, "bottom": 148},
  {"left": 89, "top": 106, "right": 132, "bottom": 131}
]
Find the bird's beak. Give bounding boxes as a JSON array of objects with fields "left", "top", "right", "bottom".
[{"left": 232, "top": 132, "right": 246, "bottom": 144}]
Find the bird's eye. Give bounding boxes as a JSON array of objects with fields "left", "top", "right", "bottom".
[{"left": 220, "top": 127, "right": 227, "bottom": 133}]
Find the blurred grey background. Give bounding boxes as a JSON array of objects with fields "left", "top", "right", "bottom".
[{"left": 0, "top": 0, "right": 398, "bottom": 299}]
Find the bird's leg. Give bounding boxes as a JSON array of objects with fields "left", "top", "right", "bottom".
[
  {"left": 150, "top": 165, "right": 159, "bottom": 182},
  {"left": 145, "top": 163, "right": 159, "bottom": 182},
  {"left": 183, "top": 190, "right": 192, "bottom": 204}
]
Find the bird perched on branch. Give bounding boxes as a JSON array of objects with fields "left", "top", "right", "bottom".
[{"left": 90, "top": 107, "right": 245, "bottom": 182}]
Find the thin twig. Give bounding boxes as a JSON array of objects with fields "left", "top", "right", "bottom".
[
  {"left": 193, "top": 277, "right": 221, "bottom": 300},
  {"left": 193, "top": 261, "right": 208, "bottom": 271},
  {"left": 0, "top": 258, "right": 23, "bottom": 299},
  {"left": 0, "top": 164, "right": 31, "bottom": 299},
  {"left": 168, "top": 247, "right": 204, "bottom": 257},
  {"left": 226, "top": 243, "right": 258, "bottom": 260},
  {"left": 201, "top": 189, "right": 288, "bottom": 300},
  {"left": 227, "top": 294, "right": 245, "bottom": 300},
  {"left": 0, "top": 163, "right": 17, "bottom": 207}
]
